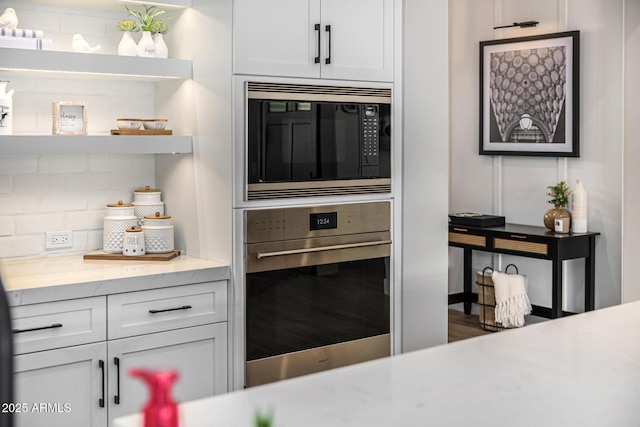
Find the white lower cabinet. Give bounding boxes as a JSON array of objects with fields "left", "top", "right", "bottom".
[
  {"left": 14, "top": 342, "right": 108, "bottom": 427},
  {"left": 107, "top": 323, "right": 227, "bottom": 425},
  {"left": 12, "top": 281, "right": 228, "bottom": 427}
]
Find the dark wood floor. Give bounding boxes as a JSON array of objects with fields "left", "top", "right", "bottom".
[{"left": 448, "top": 309, "right": 493, "bottom": 343}]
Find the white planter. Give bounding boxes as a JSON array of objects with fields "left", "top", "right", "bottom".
[
  {"left": 153, "top": 33, "right": 168, "bottom": 59},
  {"left": 137, "top": 31, "right": 156, "bottom": 58},
  {"left": 117, "top": 31, "right": 138, "bottom": 56}
]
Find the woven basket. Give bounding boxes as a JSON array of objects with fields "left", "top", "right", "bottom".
[{"left": 476, "top": 264, "right": 518, "bottom": 332}]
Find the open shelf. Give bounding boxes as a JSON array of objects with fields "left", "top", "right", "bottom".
[
  {"left": 0, "top": 135, "right": 193, "bottom": 155},
  {"left": 10, "top": 0, "right": 192, "bottom": 12},
  {"left": 0, "top": 48, "right": 192, "bottom": 81}
]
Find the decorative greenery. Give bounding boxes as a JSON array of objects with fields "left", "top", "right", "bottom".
[
  {"left": 116, "top": 19, "right": 140, "bottom": 32},
  {"left": 150, "top": 21, "right": 169, "bottom": 35},
  {"left": 547, "top": 180, "right": 571, "bottom": 208},
  {"left": 125, "top": 4, "right": 168, "bottom": 32},
  {"left": 253, "top": 409, "right": 274, "bottom": 427}
]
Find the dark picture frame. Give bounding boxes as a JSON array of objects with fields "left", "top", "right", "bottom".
[{"left": 479, "top": 31, "right": 579, "bottom": 157}]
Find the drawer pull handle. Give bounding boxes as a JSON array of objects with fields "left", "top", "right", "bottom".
[
  {"left": 510, "top": 234, "right": 528, "bottom": 239},
  {"left": 114, "top": 357, "right": 121, "bottom": 405},
  {"left": 149, "top": 305, "right": 192, "bottom": 314},
  {"left": 99, "top": 360, "right": 105, "bottom": 408},
  {"left": 12, "top": 323, "right": 62, "bottom": 333},
  {"left": 314, "top": 23, "right": 321, "bottom": 63},
  {"left": 453, "top": 228, "right": 468, "bottom": 232}
]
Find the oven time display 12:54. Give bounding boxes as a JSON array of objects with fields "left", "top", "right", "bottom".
[{"left": 310, "top": 212, "right": 338, "bottom": 230}]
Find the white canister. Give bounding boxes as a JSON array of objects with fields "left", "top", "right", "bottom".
[
  {"left": 103, "top": 200, "right": 138, "bottom": 253},
  {"left": 0, "top": 80, "right": 14, "bottom": 135},
  {"left": 123, "top": 227, "right": 146, "bottom": 256},
  {"left": 142, "top": 212, "right": 174, "bottom": 253},
  {"left": 133, "top": 185, "right": 164, "bottom": 226}
]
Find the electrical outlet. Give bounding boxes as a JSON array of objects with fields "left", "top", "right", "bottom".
[{"left": 45, "top": 231, "right": 73, "bottom": 249}]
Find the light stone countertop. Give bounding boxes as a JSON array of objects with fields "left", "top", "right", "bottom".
[
  {"left": 0, "top": 254, "right": 230, "bottom": 306},
  {"left": 116, "top": 300, "right": 640, "bottom": 427}
]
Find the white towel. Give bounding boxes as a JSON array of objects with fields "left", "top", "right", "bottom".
[{"left": 492, "top": 270, "right": 532, "bottom": 328}]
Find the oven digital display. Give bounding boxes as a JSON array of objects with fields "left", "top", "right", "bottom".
[{"left": 310, "top": 212, "right": 338, "bottom": 230}]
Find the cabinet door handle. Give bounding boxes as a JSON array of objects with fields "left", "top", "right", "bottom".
[
  {"left": 114, "top": 357, "right": 121, "bottom": 405},
  {"left": 12, "top": 323, "right": 62, "bottom": 334},
  {"left": 149, "top": 305, "right": 192, "bottom": 314},
  {"left": 99, "top": 360, "right": 105, "bottom": 408},
  {"left": 325, "top": 24, "right": 332, "bottom": 64},
  {"left": 314, "top": 23, "right": 321, "bottom": 63}
]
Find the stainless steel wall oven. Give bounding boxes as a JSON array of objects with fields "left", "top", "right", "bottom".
[
  {"left": 246, "top": 82, "right": 392, "bottom": 200},
  {"left": 244, "top": 202, "right": 391, "bottom": 387}
]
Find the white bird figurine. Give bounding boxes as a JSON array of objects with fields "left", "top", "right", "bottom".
[
  {"left": 71, "top": 33, "right": 101, "bottom": 53},
  {"left": 0, "top": 7, "right": 19, "bottom": 29}
]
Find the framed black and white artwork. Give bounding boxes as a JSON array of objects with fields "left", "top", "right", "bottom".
[{"left": 479, "top": 31, "right": 579, "bottom": 157}]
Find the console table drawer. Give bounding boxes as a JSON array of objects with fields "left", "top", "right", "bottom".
[
  {"left": 449, "top": 230, "right": 486, "bottom": 247},
  {"left": 494, "top": 237, "right": 548, "bottom": 255}
]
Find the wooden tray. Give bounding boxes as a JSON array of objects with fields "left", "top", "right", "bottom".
[
  {"left": 83, "top": 250, "right": 180, "bottom": 261},
  {"left": 110, "top": 129, "right": 173, "bottom": 135}
]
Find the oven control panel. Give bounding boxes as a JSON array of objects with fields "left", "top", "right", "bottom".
[
  {"left": 361, "top": 105, "right": 380, "bottom": 168},
  {"left": 245, "top": 202, "right": 390, "bottom": 244}
]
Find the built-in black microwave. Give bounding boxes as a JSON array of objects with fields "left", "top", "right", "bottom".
[{"left": 246, "top": 82, "right": 391, "bottom": 200}]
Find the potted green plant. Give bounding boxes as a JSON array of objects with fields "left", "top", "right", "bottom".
[
  {"left": 125, "top": 4, "right": 169, "bottom": 58},
  {"left": 544, "top": 180, "right": 572, "bottom": 232},
  {"left": 116, "top": 19, "right": 140, "bottom": 56},
  {"left": 126, "top": 4, "right": 167, "bottom": 32}
]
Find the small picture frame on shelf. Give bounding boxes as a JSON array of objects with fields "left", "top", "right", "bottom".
[{"left": 52, "top": 101, "right": 87, "bottom": 135}]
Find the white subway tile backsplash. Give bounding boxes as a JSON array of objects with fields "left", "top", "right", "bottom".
[
  {"left": 39, "top": 155, "right": 89, "bottom": 174},
  {"left": 59, "top": 14, "right": 108, "bottom": 37},
  {"left": 0, "top": 177, "right": 12, "bottom": 194},
  {"left": 15, "top": 213, "right": 65, "bottom": 235},
  {"left": 38, "top": 194, "right": 88, "bottom": 213},
  {"left": 0, "top": 218, "right": 13, "bottom": 237},
  {"left": 14, "top": 174, "right": 66, "bottom": 194},
  {"left": 65, "top": 210, "right": 104, "bottom": 231},
  {"left": 87, "top": 229, "right": 103, "bottom": 251},
  {"left": 88, "top": 190, "right": 136, "bottom": 209},
  {"left": 0, "top": 236, "right": 44, "bottom": 259},
  {"left": 0, "top": 156, "right": 38, "bottom": 175},
  {"left": 0, "top": 196, "right": 38, "bottom": 215}
]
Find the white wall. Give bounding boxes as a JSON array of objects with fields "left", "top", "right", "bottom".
[
  {"left": 623, "top": 0, "right": 640, "bottom": 303},
  {"left": 449, "top": 0, "right": 623, "bottom": 311},
  {"left": 402, "top": 0, "right": 449, "bottom": 351}
]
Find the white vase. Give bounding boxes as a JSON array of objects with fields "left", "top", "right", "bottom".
[
  {"left": 117, "top": 31, "right": 138, "bottom": 56},
  {"left": 572, "top": 180, "right": 588, "bottom": 233},
  {"left": 0, "top": 80, "right": 14, "bottom": 135},
  {"left": 137, "top": 31, "right": 156, "bottom": 58},
  {"left": 153, "top": 33, "right": 168, "bottom": 59}
]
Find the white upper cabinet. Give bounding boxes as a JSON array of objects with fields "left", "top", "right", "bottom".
[{"left": 233, "top": 0, "right": 394, "bottom": 82}]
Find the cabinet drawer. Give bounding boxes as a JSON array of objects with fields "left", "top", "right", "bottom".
[
  {"left": 107, "top": 281, "right": 227, "bottom": 339},
  {"left": 449, "top": 230, "right": 486, "bottom": 247},
  {"left": 11, "top": 297, "right": 106, "bottom": 355},
  {"left": 494, "top": 237, "right": 548, "bottom": 255}
]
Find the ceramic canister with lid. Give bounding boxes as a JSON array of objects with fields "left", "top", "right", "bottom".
[
  {"left": 103, "top": 200, "right": 138, "bottom": 253},
  {"left": 133, "top": 185, "right": 164, "bottom": 226},
  {"left": 142, "top": 212, "right": 174, "bottom": 253},
  {"left": 123, "top": 227, "right": 146, "bottom": 256}
]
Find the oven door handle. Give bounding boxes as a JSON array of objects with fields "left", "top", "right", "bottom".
[{"left": 256, "top": 240, "right": 392, "bottom": 259}]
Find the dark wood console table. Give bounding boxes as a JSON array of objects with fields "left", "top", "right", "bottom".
[{"left": 448, "top": 223, "right": 599, "bottom": 319}]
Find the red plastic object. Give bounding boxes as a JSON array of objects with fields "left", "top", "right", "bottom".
[{"left": 130, "top": 368, "right": 180, "bottom": 427}]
